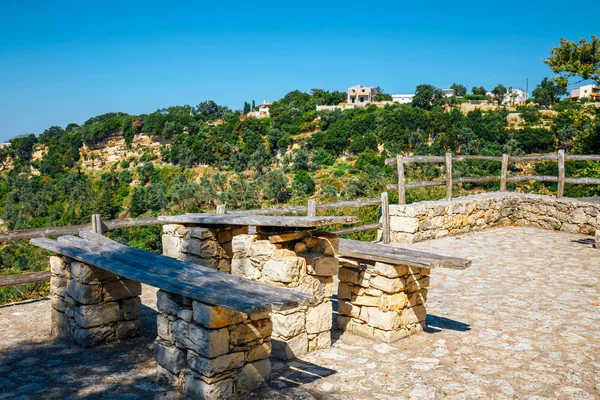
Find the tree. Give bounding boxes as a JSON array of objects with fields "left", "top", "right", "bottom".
[
  {"left": 263, "top": 170, "right": 290, "bottom": 203},
  {"left": 491, "top": 84, "right": 507, "bottom": 104},
  {"left": 374, "top": 86, "right": 392, "bottom": 101},
  {"left": 412, "top": 84, "right": 436, "bottom": 109},
  {"left": 293, "top": 170, "right": 315, "bottom": 196},
  {"left": 252, "top": 100, "right": 256, "bottom": 111},
  {"left": 243, "top": 102, "right": 251, "bottom": 114},
  {"left": 471, "top": 86, "right": 487, "bottom": 96},
  {"left": 450, "top": 83, "right": 467, "bottom": 97},
  {"left": 545, "top": 35, "right": 600, "bottom": 85},
  {"left": 532, "top": 77, "right": 568, "bottom": 108}
]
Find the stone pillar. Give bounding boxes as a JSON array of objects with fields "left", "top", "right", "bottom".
[
  {"left": 337, "top": 259, "right": 429, "bottom": 343},
  {"left": 49, "top": 256, "right": 142, "bottom": 346},
  {"left": 231, "top": 232, "right": 336, "bottom": 360},
  {"left": 162, "top": 224, "right": 248, "bottom": 273},
  {"left": 155, "top": 290, "right": 271, "bottom": 399}
]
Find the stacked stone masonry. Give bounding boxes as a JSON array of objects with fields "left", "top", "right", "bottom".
[
  {"left": 389, "top": 192, "right": 600, "bottom": 244},
  {"left": 336, "top": 258, "right": 429, "bottom": 343},
  {"left": 154, "top": 290, "right": 271, "bottom": 400},
  {"left": 162, "top": 224, "right": 248, "bottom": 273},
  {"left": 231, "top": 232, "right": 336, "bottom": 360},
  {"left": 49, "top": 255, "right": 142, "bottom": 346}
]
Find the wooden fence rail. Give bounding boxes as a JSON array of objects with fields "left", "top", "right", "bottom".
[{"left": 386, "top": 150, "right": 600, "bottom": 204}]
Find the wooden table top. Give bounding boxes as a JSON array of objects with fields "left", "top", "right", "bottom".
[{"left": 157, "top": 214, "right": 358, "bottom": 228}]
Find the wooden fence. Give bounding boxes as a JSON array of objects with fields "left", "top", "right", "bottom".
[
  {"left": 385, "top": 150, "right": 600, "bottom": 204},
  {"left": 0, "top": 194, "right": 390, "bottom": 288}
]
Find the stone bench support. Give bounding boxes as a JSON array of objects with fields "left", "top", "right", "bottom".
[
  {"left": 155, "top": 290, "right": 272, "bottom": 399},
  {"left": 230, "top": 232, "right": 337, "bottom": 360},
  {"left": 49, "top": 255, "right": 142, "bottom": 346},
  {"left": 337, "top": 258, "right": 429, "bottom": 343}
]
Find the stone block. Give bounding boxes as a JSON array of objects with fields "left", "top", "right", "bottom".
[
  {"left": 250, "top": 240, "right": 277, "bottom": 257},
  {"left": 231, "top": 258, "right": 255, "bottom": 279},
  {"left": 157, "top": 315, "right": 172, "bottom": 341},
  {"left": 337, "top": 315, "right": 351, "bottom": 330},
  {"left": 66, "top": 280, "right": 103, "bottom": 304},
  {"left": 306, "top": 301, "right": 332, "bottom": 334},
  {"left": 73, "top": 302, "right": 121, "bottom": 328},
  {"left": 51, "top": 295, "right": 66, "bottom": 312},
  {"left": 379, "top": 292, "right": 408, "bottom": 312},
  {"left": 177, "top": 308, "right": 193, "bottom": 322},
  {"left": 193, "top": 302, "right": 247, "bottom": 329},
  {"left": 156, "top": 365, "right": 183, "bottom": 390},
  {"left": 187, "top": 351, "right": 245, "bottom": 377},
  {"left": 373, "top": 262, "right": 408, "bottom": 278},
  {"left": 229, "top": 319, "right": 272, "bottom": 346},
  {"left": 51, "top": 309, "right": 69, "bottom": 338},
  {"left": 338, "top": 266, "right": 363, "bottom": 285},
  {"left": 116, "top": 320, "right": 141, "bottom": 339},
  {"left": 172, "top": 319, "right": 230, "bottom": 358},
  {"left": 232, "top": 235, "right": 256, "bottom": 258},
  {"left": 349, "top": 320, "right": 374, "bottom": 338},
  {"left": 70, "top": 262, "right": 116, "bottom": 283},
  {"left": 190, "top": 227, "right": 214, "bottom": 240},
  {"left": 50, "top": 275, "right": 66, "bottom": 297},
  {"left": 294, "top": 242, "right": 308, "bottom": 253},
  {"left": 370, "top": 275, "right": 404, "bottom": 293},
  {"left": 121, "top": 297, "right": 142, "bottom": 320},
  {"left": 304, "top": 254, "right": 339, "bottom": 276},
  {"left": 360, "top": 307, "right": 402, "bottom": 331},
  {"left": 271, "top": 310, "right": 305, "bottom": 339},
  {"left": 373, "top": 327, "right": 410, "bottom": 343},
  {"left": 406, "top": 276, "right": 430, "bottom": 292},
  {"left": 162, "top": 235, "right": 182, "bottom": 258},
  {"left": 337, "top": 282, "right": 352, "bottom": 300},
  {"left": 237, "top": 359, "right": 270, "bottom": 393},
  {"left": 390, "top": 216, "right": 419, "bottom": 233},
  {"left": 271, "top": 332, "right": 308, "bottom": 360},
  {"left": 154, "top": 340, "right": 187, "bottom": 374},
  {"left": 262, "top": 257, "right": 302, "bottom": 283},
  {"left": 188, "top": 238, "right": 220, "bottom": 258},
  {"left": 184, "top": 374, "right": 233, "bottom": 400},
  {"left": 103, "top": 279, "right": 142, "bottom": 301},
  {"left": 50, "top": 256, "right": 67, "bottom": 277},
  {"left": 247, "top": 341, "right": 272, "bottom": 362},
  {"left": 401, "top": 305, "right": 427, "bottom": 325},
  {"left": 338, "top": 300, "right": 361, "bottom": 318},
  {"left": 309, "top": 330, "right": 332, "bottom": 351},
  {"left": 351, "top": 294, "right": 380, "bottom": 307},
  {"left": 72, "top": 325, "right": 115, "bottom": 347},
  {"left": 157, "top": 290, "right": 180, "bottom": 315}
]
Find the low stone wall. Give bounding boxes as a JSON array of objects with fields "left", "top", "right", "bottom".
[
  {"left": 162, "top": 224, "right": 248, "bottom": 273},
  {"left": 154, "top": 290, "right": 271, "bottom": 399},
  {"left": 231, "top": 233, "right": 336, "bottom": 360},
  {"left": 337, "top": 259, "right": 428, "bottom": 342},
  {"left": 50, "top": 256, "right": 142, "bottom": 346},
  {"left": 389, "top": 192, "right": 600, "bottom": 244}
]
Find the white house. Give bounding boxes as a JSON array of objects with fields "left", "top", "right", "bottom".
[
  {"left": 504, "top": 88, "right": 528, "bottom": 105},
  {"left": 347, "top": 85, "right": 375, "bottom": 104},
  {"left": 571, "top": 84, "right": 600, "bottom": 100},
  {"left": 392, "top": 94, "right": 414, "bottom": 104},
  {"left": 442, "top": 89, "right": 455, "bottom": 98}
]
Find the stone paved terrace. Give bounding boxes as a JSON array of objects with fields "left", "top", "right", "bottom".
[{"left": 1, "top": 226, "right": 599, "bottom": 399}]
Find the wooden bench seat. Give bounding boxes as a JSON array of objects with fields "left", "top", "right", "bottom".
[
  {"left": 336, "top": 238, "right": 471, "bottom": 269},
  {"left": 31, "top": 231, "right": 312, "bottom": 314}
]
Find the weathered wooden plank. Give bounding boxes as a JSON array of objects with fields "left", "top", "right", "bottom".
[
  {"left": 500, "top": 153, "right": 509, "bottom": 191},
  {"left": 332, "top": 223, "right": 382, "bottom": 235},
  {"left": 510, "top": 154, "right": 558, "bottom": 162},
  {"left": 0, "top": 271, "right": 51, "bottom": 288},
  {"left": 558, "top": 149, "right": 565, "bottom": 198},
  {"left": 564, "top": 154, "right": 600, "bottom": 161},
  {"left": 268, "top": 231, "right": 311, "bottom": 244},
  {"left": 31, "top": 236, "right": 311, "bottom": 314},
  {"left": 158, "top": 215, "right": 358, "bottom": 228},
  {"left": 91, "top": 214, "right": 103, "bottom": 234},
  {"left": 453, "top": 155, "right": 503, "bottom": 162},
  {"left": 564, "top": 177, "right": 600, "bottom": 185},
  {"left": 103, "top": 217, "right": 161, "bottom": 230},
  {"left": 405, "top": 180, "right": 446, "bottom": 189},
  {"left": 216, "top": 205, "right": 226, "bottom": 214},
  {"left": 397, "top": 155, "right": 406, "bottom": 205},
  {"left": 337, "top": 239, "right": 471, "bottom": 270},
  {"left": 385, "top": 155, "right": 446, "bottom": 165},
  {"left": 381, "top": 192, "right": 390, "bottom": 244},
  {"left": 506, "top": 175, "right": 559, "bottom": 183},
  {"left": 454, "top": 176, "right": 500, "bottom": 184},
  {"left": 307, "top": 199, "right": 317, "bottom": 217},
  {"left": 445, "top": 153, "right": 453, "bottom": 201},
  {"left": 0, "top": 224, "right": 91, "bottom": 242}
]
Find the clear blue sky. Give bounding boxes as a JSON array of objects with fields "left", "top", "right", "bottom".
[{"left": 0, "top": 0, "right": 597, "bottom": 141}]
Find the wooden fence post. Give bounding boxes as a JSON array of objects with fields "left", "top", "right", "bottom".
[
  {"left": 500, "top": 153, "right": 509, "bottom": 192},
  {"left": 381, "top": 192, "right": 390, "bottom": 244},
  {"left": 557, "top": 149, "right": 565, "bottom": 198},
  {"left": 397, "top": 154, "right": 406, "bottom": 205},
  {"left": 91, "top": 214, "right": 103, "bottom": 235},
  {"left": 307, "top": 199, "right": 317, "bottom": 217},
  {"left": 445, "top": 153, "right": 453, "bottom": 201},
  {"left": 216, "top": 204, "right": 226, "bottom": 214}
]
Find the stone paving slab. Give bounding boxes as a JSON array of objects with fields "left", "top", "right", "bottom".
[{"left": 1, "top": 226, "right": 599, "bottom": 399}]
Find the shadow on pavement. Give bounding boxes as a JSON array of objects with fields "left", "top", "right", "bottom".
[{"left": 425, "top": 314, "right": 471, "bottom": 333}]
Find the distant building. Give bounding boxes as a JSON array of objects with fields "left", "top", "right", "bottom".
[
  {"left": 441, "top": 89, "right": 455, "bottom": 98},
  {"left": 348, "top": 85, "right": 375, "bottom": 104},
  {"left": 243, "top": 100, "right": 272, "bottom": 119},
  {"left": 504, "top": 88, "right": 529, "bottom": 105},
  {"left": 571, "top": 84, "right": 600, "bottom": 100},
  {"left": 391, "top": 94, "right": 414, "bottom": 104}
]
